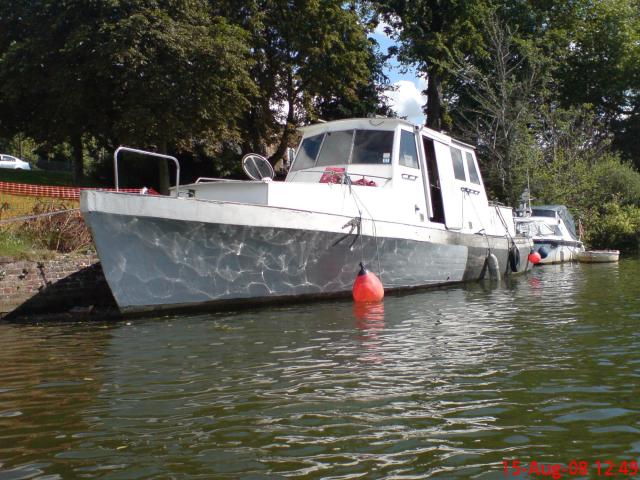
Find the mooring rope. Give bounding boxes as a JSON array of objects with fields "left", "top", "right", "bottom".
[
  {"left": 0, "top": 208, "right": 80, "bottom": 225},
  {"left": 348, "top": 186, "right": 382, "bottom": 281}
]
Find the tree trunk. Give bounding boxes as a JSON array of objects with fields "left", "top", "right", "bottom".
[
  {"left": 269, "top": 69, "right": 296, "bottom": 168},
  {"left": 157, "top": 141, "right": 170, "bottom": 195},
  {"left": 426, "top": 64, "right": 442, "bottom": 131},
  {"left": 71, "top": 133, "right": 84, "bottom": 184}
]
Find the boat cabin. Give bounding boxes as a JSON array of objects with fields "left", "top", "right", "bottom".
[
  {"left": 285, "top": 118, "right": 494, "bottom": 232},
  {"left": 515, "top": 205, "right": 580, "bottom": 241},
  {"left": 180, "top": 118, "right": 512, "bottom": 237}
]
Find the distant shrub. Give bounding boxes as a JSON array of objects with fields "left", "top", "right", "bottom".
[
  {"left": 586, "top": 202, "right": 640, "bottom": 253},
  {"left": 591, "top": 158, "right": 640, "bottom": 206}
]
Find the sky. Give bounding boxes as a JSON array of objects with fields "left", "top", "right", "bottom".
[{"left": 370, "top": 23, "right": 427, "bottom": 125}]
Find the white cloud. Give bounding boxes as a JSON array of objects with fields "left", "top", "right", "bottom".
[{"left": 385, "top": 78, "right": 427, "bottom": 125}]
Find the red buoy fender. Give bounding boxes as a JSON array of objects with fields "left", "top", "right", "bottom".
[
  {"left": 352, "top": 263, "right": 384, "bottom": 303},
  {"left": 528, "top": 251, "right": 542, "bottom": 265}
]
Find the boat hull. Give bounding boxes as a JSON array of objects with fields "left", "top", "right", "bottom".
[
  {"left": 81, "top": 193, "right": 532, "bottom": 313},
  {"left": 533, "top": 239, "right": 584, "bottom": 264},
  {"left": 578, "top": 250, "right": 620, "bottom": 263}
]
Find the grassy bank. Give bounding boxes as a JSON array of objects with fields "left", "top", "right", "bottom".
[
  {"left": 0, "top": 168, "right": 77, "bottom": 186},
  {"left": 0, "top": 204, "right": 91, "bottom": 260},
  {"left": 0, "top": 170, "right": 95, "bottom": 259},
  {"left": 0, "top": 232, "right": 54, "bottom": 260}
]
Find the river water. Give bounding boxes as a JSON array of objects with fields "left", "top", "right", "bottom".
[{"left": 1, "top": 259, "right": 639, "bottom": 479}]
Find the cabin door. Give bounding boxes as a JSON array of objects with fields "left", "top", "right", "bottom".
[
  {"left": 397, "top": 129, "right": 428, "bottom": 222},
  {"left": 421, "top": 136, "right": 445, "bottom": 223},
  {"left": 432, "top": 140, "right": 464, "bottom": 230}
]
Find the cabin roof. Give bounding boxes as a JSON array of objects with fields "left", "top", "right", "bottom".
[
  {"left": 298, "top": 117, "right": 475, "bottom": 150},
  {"left": 298, "top": 117, "right": 414, "bottom": 135}
]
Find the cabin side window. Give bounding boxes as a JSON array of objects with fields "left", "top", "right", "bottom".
[
  {"left": 291, "top": 134, "right": 324, "bottom": 172},
  {"left": 465, "top": 152, "right": 481, "bottom": 184},
  {"left": 399, "top": 130, "right": 419, "bottom": 169},
  {"left": 351, "top": 130, "right": 394, "bottom": 165},
  {"left": 450, "top": 147, "right": 467, "bottom": 181}
]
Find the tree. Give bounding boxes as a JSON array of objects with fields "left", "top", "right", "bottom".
[
  {"left": 377, "top": 0, "right": 487, "bottom": 130},
  {"left": 102, "top": 2, "right": 255, "bottom": 191},
  {"left": 314, "top": 37, "right": 395, "bottom": 121},
  {"left": 0, "top": 0, "right": 107, "bottom": 181},
  {"left": 220, "top": 0, "right": 389, "bottom": 166},
  {"left": 556, "top": 0, "right": 640, "bottom": 168},
  {"left": 446, "top": 10, "right": 543, "bottom": 203},
  {"left": 0, "top": 0, "right": 255, "bottom": 189}
]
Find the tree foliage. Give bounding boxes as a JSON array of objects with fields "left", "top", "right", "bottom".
[
  {"left": 438, "top": 6, "right": 640, "bottom": 251},
  {"left": 0, "top": 0, "right": 256, "bottom": 186},
  {"left": 446, "top": 10, "right": 544, "bottom": 203},
  {"left": 558, "top": 0, "right": 640, "bottom": 127},
  {"left": 218, "top": 0, "right": 392, "bottom": 165},
  {"left": 0, "top": 0, "right": 391, "bottom": 181},
  {"left": 377, "top": 0, "right": 487, "bottom": 130}
]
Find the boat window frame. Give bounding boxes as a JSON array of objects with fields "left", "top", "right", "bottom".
[
  {"left": 351, "top": 129, "right": 395, "bottom": 166},
  {"left": 450, "top": 146, "right": 467, "bottom": 181},
  {"left": 465, "top": 151, "right": 481, "bottom": 184},
  {"left": 398, "top": 128, "right": 420, "bottom": 169}
]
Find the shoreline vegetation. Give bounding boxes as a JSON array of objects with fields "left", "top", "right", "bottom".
[
  {"left": 0, "top": 1, "right": 639, "bottom": 259},
  {"left": 0, "top": 203, "right": 92, "bottom": 261}
]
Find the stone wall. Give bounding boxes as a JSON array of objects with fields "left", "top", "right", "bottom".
[{"left": 0, "top": 254, "right": 117, "bottom": 320}]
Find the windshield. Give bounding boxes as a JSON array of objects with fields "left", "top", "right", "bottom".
[
  {"left": 291, "top": 129, "right": 394, "bottom": 171},
  {"left": 532, "top": 209, "right": 557, "bottom": 219},
  {"left": 351, "top": 130, "right": 394, "bottom": 164},
  {"left": 292, "top": 134, "right": 323, "bottom": 171},
  {"left": 317, "top": 130, "right": 354, "bottom": 166},
  {"left": 532, "top": 221, "right": 561, "bottom": 237}
]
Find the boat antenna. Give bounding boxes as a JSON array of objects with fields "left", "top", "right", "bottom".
[{"left": 518, "top": 169, "right": 532, "bottom": 217}]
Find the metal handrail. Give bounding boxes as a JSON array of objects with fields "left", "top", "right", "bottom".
[
  {"left": 114, "top": 146, "right": 180, "bottom": 197},
  {"left": 290, "top": 168, "right": 393, "bottom": 182},
  {"left": 194, "top": 177, "right": 245, "bottom": 184}
]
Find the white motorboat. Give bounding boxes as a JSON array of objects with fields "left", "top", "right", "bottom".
[
  {"left": 81, "top": 118, "right": 533, "bottom": 314},
  {"left": 578, "top": 250, "right": 620, "bottom": 263},
  {"left": 515, "top": 199, "right": 584, "bottom": 264}
]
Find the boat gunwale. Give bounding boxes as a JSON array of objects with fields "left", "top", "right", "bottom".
[{"left": 81, "top": 189, "right": 525, "bottom": 243}]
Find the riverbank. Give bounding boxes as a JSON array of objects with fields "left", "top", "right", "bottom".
[{"left": 0, "top": 252, "right": 118, "bottom": 321}]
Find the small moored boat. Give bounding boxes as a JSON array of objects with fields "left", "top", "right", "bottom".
[
  {"left": 515, "top": 191, "right": 584, "bottom": 264},
  {"left": 577, "top": 250, "right": 620, "bottom": 263}
]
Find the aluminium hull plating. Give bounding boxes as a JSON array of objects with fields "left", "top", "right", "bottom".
[{"left": 82, "top": 194, "right": 531, "bottom": 313}]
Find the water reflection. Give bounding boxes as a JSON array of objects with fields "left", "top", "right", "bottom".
[
  {"left": 0, "top": 259, "right": 639, "bottom": 478},
  {"left": 354, "top": 302, "right": 385, "bottom": 364},
  {"left": 0, "top": 323, "right": 113, "bottom": 478}
]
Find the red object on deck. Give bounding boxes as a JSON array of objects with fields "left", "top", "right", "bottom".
[
  {"left": 353, "top": 177, "right": 377, "bottom": 187},
  {"left": 352, "top": 263, "right": 384, "bottom": 302},
  {"left": 319, "top": 167, "right": 345, "bottom": 184}
]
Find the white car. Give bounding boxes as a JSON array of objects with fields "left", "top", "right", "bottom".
[{"left": 0, "top": 154, "right": 31, "bottom": 170}]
